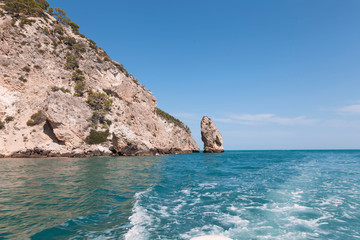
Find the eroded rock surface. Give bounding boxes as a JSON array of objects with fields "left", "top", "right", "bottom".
[
  {"left": 201, "top": 116, "right": 224, "bottom": 153},
  {"left": 44, "top": 91, "right": 92, "bottom": 147}
]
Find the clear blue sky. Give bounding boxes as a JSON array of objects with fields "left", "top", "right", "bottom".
[{"left": 49, "top": 0, "right": 360, "bottom": 150}]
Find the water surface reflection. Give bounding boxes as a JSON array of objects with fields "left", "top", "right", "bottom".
[{"left": 0, "top": 156, "right": 163, "bottom": 239}]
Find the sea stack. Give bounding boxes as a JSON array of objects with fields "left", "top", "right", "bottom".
[{"left": 201, "top": 116, "right": 224, "bottom": 153}]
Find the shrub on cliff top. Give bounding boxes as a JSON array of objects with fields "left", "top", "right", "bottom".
[
  {"left": 2, "top": 0, "right": 49, "bottom": 17},
  {"left": 156, "top": 108, "right": 190, "bottom": 133},
  {"left": 69, "top": 21, "right": 79, "bottom": 33},
  {"left": 85, "top": 129, "right": 109, "bottom": 145},
  {"left": 88, "top": 39, "right": 98, "bottom": 51},
  {"left": 113, "top": 62, "right": 131, "bottom": 78},
  {"left": 34, "top": 0, "right": 49, "bottom": 10},
  {"left": 51, "top": 7, "right": 70, "bottom": 25},
  {"left": 48, "top": 7, "right": 80, "bottom": 34},
  {"left": 0, "top": 121, "right": 4, "bottom": 130}
]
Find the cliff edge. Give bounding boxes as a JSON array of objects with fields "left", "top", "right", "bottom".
[{"left": 0, "top": 1, "right": 199, "bottom": 157}]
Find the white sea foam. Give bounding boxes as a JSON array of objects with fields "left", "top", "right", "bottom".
[
  {"left": 121, "top": 152, "right": 359, "bottom": 239},
  {"left": 188, "top": 197, "right": 202, "bottom": 206},
  {"left": 290, "top": 190, "right": 303, "bottom": 200},
  {"left": 181, "top": 189, "right": 191, "bottom": 195},
  {"left": 158, "top": 205, "right": 170, "bottom": 218},
  {"left": 172, "top": 199, "right": 187, "bottom": 213},
  {"left": 319, "top": 196, "right": 344, "bottom": 207},
  {"left": 227, "top": 205, "right": 239, "bottom": 213},
  {"left": 267, "top": 203, "right": 311, "bottom": 213},
  {"left": 191, "top": 236, "right": 232, "bottom": 240},
  {"left": 124, "top": 188, "right": 153, "bottom": 240},
  {"left": 198, "top": 182, "right": 218, "bottom": 189},
  {"left": 216, "top": 214, "right": 249, "bottom": 227},
  {"left": 180, "top": 225, "right": 226, "bottom": 239},
  {"left": 285, "top": 215, "right": 330, "bottom": 228}
]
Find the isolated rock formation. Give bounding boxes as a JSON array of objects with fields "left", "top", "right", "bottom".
[
  {"left": 201, "top": 116, "right": 224, "bottom": 153},
  {"left": 0, "top": 6, "right": 199, "bottom": 157}
]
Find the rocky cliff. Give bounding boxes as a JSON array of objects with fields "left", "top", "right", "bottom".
[
  {"left": 201, "top": 116, "right": 224, "bottom": 153},
  {"left": 0, "top": 3, "right": 199, "bottom": 157}
]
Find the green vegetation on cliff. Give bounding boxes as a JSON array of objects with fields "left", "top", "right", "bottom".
[
  {"left": 85, "top": 129, "right": 109, "bottom": 144},
  {"left": 51, "top": 86, "right": 71, "bottom": 94},
  {"left": 103, "top": 89, "right": 122, "bottom": 100},
  {"left": 5, "top": 116, "right": 14, "bottom": 123},
  {"left": 1, "top": 0, "right": 192, "bottom": 146},
  {"left": 71, "top": 69, "right": 87, "bottom": 96},
  {"left": 1, "top": 0, "right": 80, "bottom": 34},
  {"left": 87, "top": 92, "right": 113, "bottom": 112},
  {"left": 26, "top": 111, "right": 43, "bottom": 126},
  {"left": 156, "top": 108, "right": 190, "bottom": 133},
  {"left": 1, "top": 0, "right": 49, "bottom": 17},
  {"left": 86, "top": 91, "right": 113, "bottom": 131},
  {"left": 0, "top": 0, "right": 133, "bottom": 81}
]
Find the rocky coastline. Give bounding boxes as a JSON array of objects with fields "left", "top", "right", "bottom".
[
  {"left": 1, "top": 147, "right": 200, "bottom": 158},
  {"left": 0, "top": 2, "right": 200, "bottom": 158}
]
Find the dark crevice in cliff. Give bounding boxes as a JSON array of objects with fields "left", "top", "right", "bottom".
[{"left": 43, "top": 120, "right": 65, "bottom": 145}]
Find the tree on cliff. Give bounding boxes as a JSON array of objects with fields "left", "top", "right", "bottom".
[
  {"left": 34, "top": 0, "right": 49, "bottom": 10},
  {"left": 1, "top": 0, "right": 49, "bottom": 17},
  {"left": 48, "top": 7, "right": 79, "bottom": 32},
  {"left": 1, "top": 0, "right": 80, "bottom": 33},
  {"left": 49, "top": 7, "right": 70, "bottom": 24}
]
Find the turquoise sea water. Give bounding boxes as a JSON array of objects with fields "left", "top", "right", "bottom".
[{"left": 0, "top": 150, "right": 359, "bottom": 239}]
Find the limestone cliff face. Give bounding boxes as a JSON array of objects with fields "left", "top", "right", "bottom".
[
  {"left": 0, "top": 10, "right": 199, "bottom": 157},
  {"left": 201, "top": 116, "right": 224, "bottom": 153}
]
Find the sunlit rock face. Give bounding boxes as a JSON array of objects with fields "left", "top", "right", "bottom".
[
  {"left": 0, "top": 9, "right": 199, "bottom": 157},
  {"left": 201, "top": 116, "right": 224, "bottom": 153}
]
